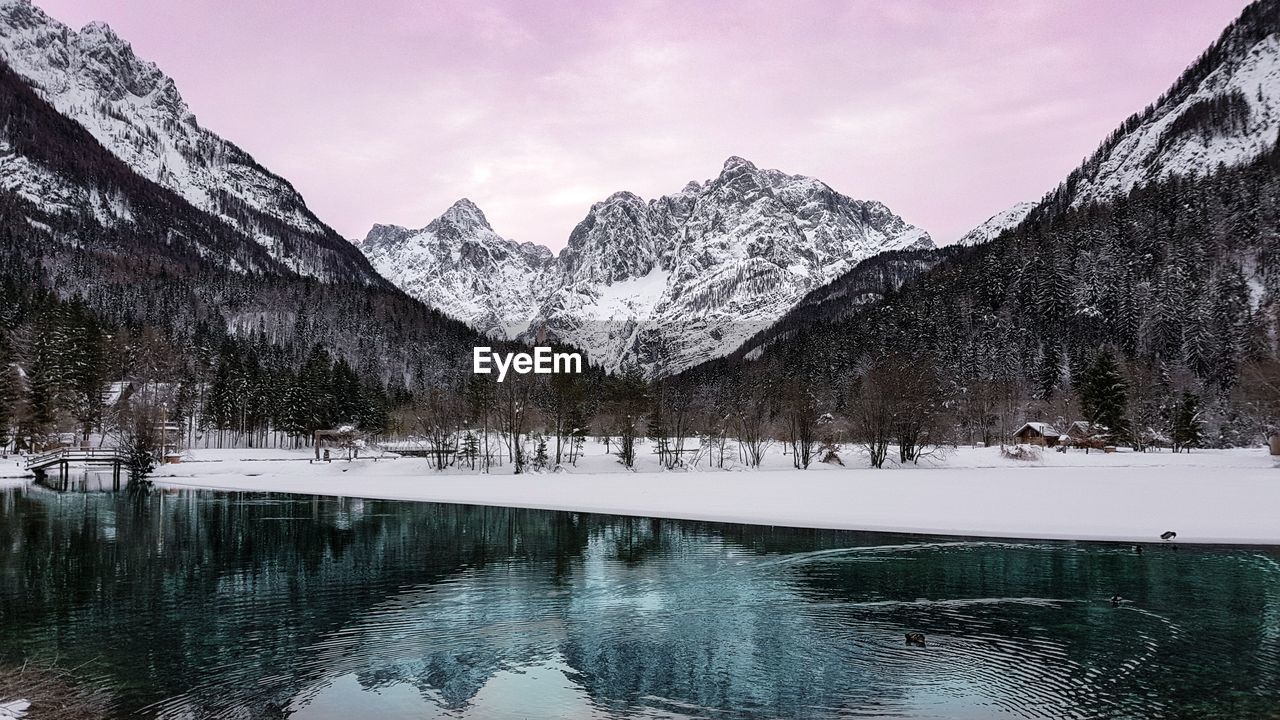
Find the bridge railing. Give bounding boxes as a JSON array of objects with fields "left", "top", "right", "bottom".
[{"left": 23, "top": 447, "right": 126, "bottom": 470}]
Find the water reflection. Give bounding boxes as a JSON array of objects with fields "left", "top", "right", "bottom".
[{"left": 0, "top": 485, "right": 1276, "bottom": 719}]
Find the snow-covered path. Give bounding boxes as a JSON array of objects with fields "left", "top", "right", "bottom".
[{"left": 145, "top": 447, "right": 1280, "bottom": 546}]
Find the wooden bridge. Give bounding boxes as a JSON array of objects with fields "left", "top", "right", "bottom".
[{"left": 25, "top": 448, "right": 126, "bottom": 488}]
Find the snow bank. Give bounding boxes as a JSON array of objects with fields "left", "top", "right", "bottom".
[
  {"left": 0, "top": 699, "right": 29, "bottom": 719},
  {"left": 147, "top": 446, "right": 1280, "bottom": 546}
]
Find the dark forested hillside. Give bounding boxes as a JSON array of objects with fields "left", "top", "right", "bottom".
[
  {"left": 674, "top": 138, "right": 1280, "bottom": 449},
  {"left": 0, "top": 58, "right": 500, "bottom": 450},
  {"left": 731, "top": 247, "right": 948, "bottom": 360}
]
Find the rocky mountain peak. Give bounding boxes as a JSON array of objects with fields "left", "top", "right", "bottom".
[
  {"left": 358, "top": 200, "right": 554, "bottom": 338},
  {"left": 955, "top": 201, "right": 1037, "bottom": 246},
  {"left": 78, "top": 19, "right": 122, "bottom": 44},
  {"left": 0, "top": 0, "right": 377, "bottom": 282},
  {"left": 0, "top": 0, "right": 37, "bottom": 25},
  {"left": 434, "top": 198, "right": 492, "bottom": 233},
  {"left": 360, "top": 157, "right": 934, "bottom": 375},
  {"left": 560, "top": 190, "right": 659, "bottom": 285},
  {"left": 721, "top": 155, "right": 758, "bottom": 174}
]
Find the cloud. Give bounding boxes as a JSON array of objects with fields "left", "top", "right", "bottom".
[{"left": 37, "top": 0, "right": 1254, "bottom": 248}]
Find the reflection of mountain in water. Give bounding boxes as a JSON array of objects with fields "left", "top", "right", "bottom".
[
  {"left": 0, "top": 489, "right": 1277, "bottom": 719},
  {"left": 0, "top": 490, "right": 592, "bottom": 717}
]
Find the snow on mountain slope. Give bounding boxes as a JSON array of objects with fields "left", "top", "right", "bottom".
[
  {"left": 359, "top": 199, "right": 554, "bottom": 338},
  {"left": 0, "top": 136, "right": 88, "bottom": 220},
  {"left": 956, "top": 2, "right": 1280, "bottom": 245},
  {"left": 1062, "top": 0, "right": 1280, "bottom": 208},
  {"left": 954, "top": 201, "right": 1036, "bottom": 246},
  {"left": 0, "top": 0, "right": 376, "bottom": 282},
  {"left": 362, "top": 157, "right": 931, "bottom": 376},
  {"left": 531, "top": 157, "right": 932, "bottom": 375}
]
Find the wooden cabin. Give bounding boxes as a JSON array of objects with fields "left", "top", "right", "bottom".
[
  {"left": 1013, "top": 422, "right": 1061, "bottom": 447},
  {"left": 1063, "top": 420, "right": 1107, "bottom": 449},
  {"left": 314, "top": 426, "right": 362, "bottom": 461}
]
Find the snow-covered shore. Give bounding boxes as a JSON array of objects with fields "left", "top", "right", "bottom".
[{"left": 132, "top": 445, "right": 1280, "bottom": 546}]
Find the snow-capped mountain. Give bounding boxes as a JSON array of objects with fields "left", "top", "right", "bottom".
[
  {"left": 0, "top": 0, "right": 378, "bottom": 282},
  {"left": 360, "top": 199, "right": 554, "bottom": 338},
  {"left": 708, "top": 0, "right": 1280, "bottom": 385},
  {"left": 362, "top": 156, "right": 932, "bottom": 376},
  {"left": 1058, "top": 0, "right": 1280, "bottom": 208},
  {"left": 954, "top": 201, "right": 1036, "bottom": 246},
  {"left": 954, "top": 1, "right": 1280, "bottom": 247},
  {"left": 532, "top": 157, "right": 932, "bottom": 375}
]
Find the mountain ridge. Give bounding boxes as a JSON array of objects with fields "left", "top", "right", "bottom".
[
  {"left": 359, "top": 155, "right": 933, "bottom": 375},
  {"left": 0, "top": 0, "right": 382, "bottom": 283},
  {"left": 1043, "top": 0, "right": 1280, "bottom": 214},
  {"left": 711, "top": 0, "right": 1280, "bottom": 374}
]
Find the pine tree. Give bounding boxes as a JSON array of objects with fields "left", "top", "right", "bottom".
[
  {"left": 329, "top": 358, "right": 362, "bottom": 424},
  {"left": 532, "top": 436, "right": 548, "bottom": 471},
  {"left": 357, "top": 380, "right": 389, "bottom": 435},
  {"left": 460, "top": 431, "right": 479, "bottom": 470},
  {"left": 464, "top": 374, "right": 495, "bottom": 472},
  {"left": 1034, "top": 342, "right": 1063, "bottom": 400},
  {"left": 1077, "top": 348, "right": 1129, "bottom": 443},
  {"left": 298, "top": 345, "right": 334, "bottom": 434},
  {"left": 63, "top": 301, "right": 107, "bottom": 444},
  {"left": 23, "top": 325, "right": 59, "bottom": 447},
  {"left": 1170, "top": 392, "right": 1203, "bottom": 453}
]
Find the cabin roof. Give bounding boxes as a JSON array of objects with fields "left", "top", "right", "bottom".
[{"left": 1014, "top": 421, "right": 1060, "bottom": 436}]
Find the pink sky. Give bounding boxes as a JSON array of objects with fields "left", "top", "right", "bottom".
[{"left": 39, "top": 0, "right": 1251, "bottom": 249}]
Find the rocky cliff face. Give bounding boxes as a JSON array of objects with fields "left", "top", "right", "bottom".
[{"left": 359, "top": 199, "right": 554, "bottom": 338}]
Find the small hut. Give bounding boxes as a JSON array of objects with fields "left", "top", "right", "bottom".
[
  {"left": 1063, "top": 421, "right": 1107, "bottom": 450},
  {"left": 314, "top": 426, "right": 362, "bottom": 461},
  {"left": 1013, "top": 422, "right": 1061, "bottom": 447}
]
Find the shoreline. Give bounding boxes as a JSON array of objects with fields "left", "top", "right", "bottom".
[{"left": 140, "top": 448, "right": 1280, "bottom": 547}]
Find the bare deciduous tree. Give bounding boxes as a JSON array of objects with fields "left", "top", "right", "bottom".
[
  {"left": 495, "top": 375, "right": 535, "bottom": 474},
  {"left": 782, "top": 382, "right": 820, "bottom": 469},
  {"left": 407, "top": 388, "right": 464, "bottom": 470},
  {"left": 850, "top": 366, "right": 893, "bottom": 469}
]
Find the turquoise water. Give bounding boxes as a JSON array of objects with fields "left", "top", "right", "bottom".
[{"left": 0, "top": 482, "right": 1277, "bottom": 719}]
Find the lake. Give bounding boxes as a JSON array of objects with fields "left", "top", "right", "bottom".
[{"left": 0, "top": 480, "right": 1278, "bottom": 719}]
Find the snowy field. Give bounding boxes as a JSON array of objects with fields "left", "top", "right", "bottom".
[
  {"left": 98, "top": 442, "right": 1280, "bottom": 546},
  {"left": 0, "top": 456, "right": 26, "bottom": 485}
]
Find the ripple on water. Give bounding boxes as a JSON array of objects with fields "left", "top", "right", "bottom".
[{"left": 0, "top": 491, "right": 1277, "bottom": 720}]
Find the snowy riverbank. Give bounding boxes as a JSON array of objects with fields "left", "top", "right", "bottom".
[{"left": 127, "top": 444, "right": 1280, "bottom": 546}]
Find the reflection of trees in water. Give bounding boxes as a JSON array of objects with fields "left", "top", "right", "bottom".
[
  {"left": 0, "top": 488, "right": 591, "bottom": 717},
  {"left": 554, "top": 523, "right": 1280, "bottom": 720},
  {"left": 559, "top": 520, "right": 913, "bottom": 718},
  {"left": 0, "top": 490, "right": 1277, "bottom": 720}
]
